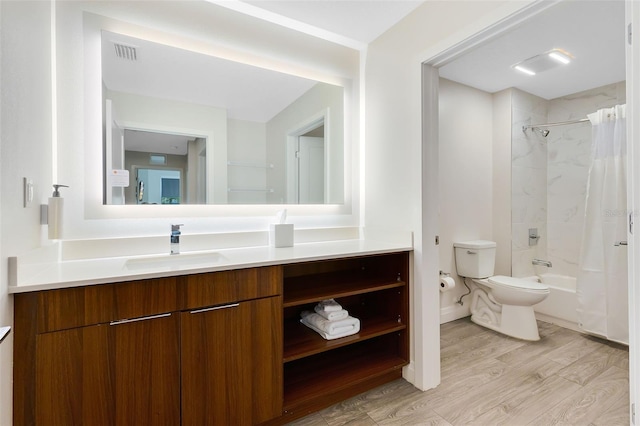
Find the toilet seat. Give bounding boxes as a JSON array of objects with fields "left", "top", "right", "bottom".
[{"left": 488, "top": 275, "right": 549, "bottom": 292}]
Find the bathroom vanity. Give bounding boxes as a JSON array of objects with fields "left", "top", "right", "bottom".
[{"left": 11, "top": 241, "right": 410, "bottom": 425}]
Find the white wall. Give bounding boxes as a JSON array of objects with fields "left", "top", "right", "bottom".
[
  {"left": 227, "top": 118, "right": 268, "bottom": 204},
  {"left": 0, "top": 2, "right": 54, "bottom": 423},
  {"left": 438, "top": 78, "right": 494, "bottom": 322},
  {"left": 364, "top": 0, "right": 520, "bottom": 391}
]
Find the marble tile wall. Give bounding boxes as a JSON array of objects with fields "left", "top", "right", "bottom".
[
  {"left": 546, "top": 82, "right": 626, "bottom": 277},
  {"left": 511, "top": 89, "right": 548, "bottom": 277},
  {"left": 511, "top": 82, "right": 626, "bottom": 278}
]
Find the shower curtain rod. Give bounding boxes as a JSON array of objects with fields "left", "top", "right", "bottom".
[{"left": 523, "top": 117, "right": 589, "bottom": 130}]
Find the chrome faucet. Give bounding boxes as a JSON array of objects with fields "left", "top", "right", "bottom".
[
  {"left": 170, "top": 224, "right": 184, "bottom": 255},
  {"left": 532, "top": 258, "right": 552, "bottom": 267}
]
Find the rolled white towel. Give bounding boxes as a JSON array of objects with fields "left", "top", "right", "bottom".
[
  {"left": 316, "top": 299, "right": 342, "bottom": 312},
  {"left": 314, "top": 305, "right": 349, "bottom": 321},
  {"left": 300, "top": 316, "right": 360, "bottom": 340},
  {"left": 300, "top": 311, "right": 360, "bottom": 336}
]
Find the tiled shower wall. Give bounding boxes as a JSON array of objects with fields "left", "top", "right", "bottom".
[
  {"left": 511, "top": 89, "right": 548, "bottom": 277},
  {"left": 511, "top": 82, "right": 626, "bottom": 278}
]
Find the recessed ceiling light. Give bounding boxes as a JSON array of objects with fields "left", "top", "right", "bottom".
[
  {"left": 512, "top": 48, "right": 574, "bottom": 76},
  {"left": 548, "top": 51, "right": 571, "bottom": 64},
  {"left": 514, "top": 65, "right": 536, "bottom": 76}
]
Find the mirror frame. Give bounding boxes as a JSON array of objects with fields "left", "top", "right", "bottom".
[{"left": 82, "top": 10, "right": 356, "bottom": 219}]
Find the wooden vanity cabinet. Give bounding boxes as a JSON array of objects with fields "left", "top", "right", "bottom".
[
  {"left": 35, "top": 313, "right": 181, "bottom": 426},
  {"left": 14, "top": 267, "right": 283, "bottom": 426},
  {"left": 181, "top": 297, "right": 282, "bottom": 425},
  {"left": 181, "top": 268, "right": 283, "bottom": 426},
  {"left": 14, "top": 252, "right": 409, "bottom": 426},
  {"left": 14, "top": 277, "right": 182, "bottom": 426}
]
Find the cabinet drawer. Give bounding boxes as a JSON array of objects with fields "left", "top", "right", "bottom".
[
  {"left": 37, "top": 277, "right": 178, "bottom": 333},
  {"left": 183, "top": 266, "right": 282, "bottom": 310}
]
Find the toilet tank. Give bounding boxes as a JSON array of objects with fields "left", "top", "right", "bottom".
[{"left": 453, "top": 240, "right": 496, "bottom": 278}]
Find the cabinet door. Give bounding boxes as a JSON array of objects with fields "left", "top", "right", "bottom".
[
  {"left": 181, "top": 297, "right": 283, "bottom": 426},
  {"left": 36, "top": 313, "right": 180, "bottom": 426}
]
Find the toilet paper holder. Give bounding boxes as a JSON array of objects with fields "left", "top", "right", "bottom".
[{"left": 439, "top": 271, "right": 456, "bottom": 294}]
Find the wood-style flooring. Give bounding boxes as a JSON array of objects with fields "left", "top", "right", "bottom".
[{"left": 287, "top": 318, "right": 629, "bottom": 426}]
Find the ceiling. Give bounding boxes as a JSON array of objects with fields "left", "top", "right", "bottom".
[
  {"left": 438, "top": 1, "right": 626, "bottom": 100},
  {"left": 239, "top": 0, "right": 425, "bottom": 46},
  {"left": 238, "top": 0, "right": 626, "bottom": 100}
]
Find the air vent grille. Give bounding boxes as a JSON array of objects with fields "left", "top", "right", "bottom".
[{"left": 114, "top": 43, "right": 137, "bottom": 61}]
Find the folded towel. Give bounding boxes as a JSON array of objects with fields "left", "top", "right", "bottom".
[
  {"left": 300, "top": 311, "right": 360, "bottom": 336},
  {"left": 300, "top": 316, "right": 360, "bottom": 340},
  {"left": 316, "top": 299, "right": 342, "bottom": 312},
  {"left": 314, "top": 304, "right": 349, "bottom": 321}
]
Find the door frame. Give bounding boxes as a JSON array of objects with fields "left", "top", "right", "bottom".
[
  {"left": 418, "top": 1, "right": 638, "bottom": 415},
  {"left": 286, "top": 109, "right": 328, "bottom": 203},
  {"left": 626, "top": 1, "right": 639, "bottom": 421}
]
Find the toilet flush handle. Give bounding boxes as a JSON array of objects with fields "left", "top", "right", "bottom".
[{"left": 467, "top": 250, "right": 477, "bottom": 255}]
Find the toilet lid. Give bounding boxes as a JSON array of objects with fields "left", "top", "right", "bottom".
[{"left": 488, "top": 275, "right": 548, "bottom": 291}]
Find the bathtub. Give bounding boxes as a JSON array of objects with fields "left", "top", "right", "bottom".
[{"left": 525, "top": 273, "right": 579, "bottom": 331}]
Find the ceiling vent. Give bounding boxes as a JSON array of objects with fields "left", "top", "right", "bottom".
[{"left": 113, "top": 43, "right": 138, "bottom": 61}]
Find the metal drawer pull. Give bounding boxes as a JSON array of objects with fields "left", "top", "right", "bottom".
[
  {"left": 109, "top": 312, "right": 171, "bottom": 326},
  {"left": 190, "top": 303, "right": 240, "bottom": 314}
]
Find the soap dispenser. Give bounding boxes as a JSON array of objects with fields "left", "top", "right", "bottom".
[{"left": 48, "top": 184, "right": 68, "bottom": 240}]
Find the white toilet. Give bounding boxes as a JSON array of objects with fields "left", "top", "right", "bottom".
[{"left": 453, "top": 240, "right": 550, "bottom": 341}]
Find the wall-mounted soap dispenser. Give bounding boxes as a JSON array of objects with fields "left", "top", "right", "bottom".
[{"left": 45, "top": 184, "right": 68, "bottom": 240}]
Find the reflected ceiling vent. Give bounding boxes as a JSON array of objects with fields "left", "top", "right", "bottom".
[
  {"left": 512, "top": 48, "right": 573, "bottom": 76},
  {"left": 113, "top": 43, "right": 138, "bottom": 61}
]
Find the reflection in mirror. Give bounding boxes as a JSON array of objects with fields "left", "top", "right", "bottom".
[
  {"left": 101, "top": 30, "right": 344, "bottom": 205},
  {"left": 121, "top": 129, "right": 207, "bottom": 205}
]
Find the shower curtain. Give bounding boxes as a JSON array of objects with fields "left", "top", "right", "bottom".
[{"left": 577, "top": 104, "right": 628, "bottom": 344}]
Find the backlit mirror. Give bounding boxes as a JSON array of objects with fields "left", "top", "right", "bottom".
[{"left": 102, "top": 30, "right": 345, "bottom": 205}]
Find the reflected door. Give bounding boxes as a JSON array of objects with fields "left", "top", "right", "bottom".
[
  {"left": 105, "top": 99, "right": 126, "bottom": 205},
  {"left": 298, "top": 136, "right": 324, "bottom": 204}
]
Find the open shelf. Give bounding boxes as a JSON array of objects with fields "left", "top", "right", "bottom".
[
  {"left": 283, "top": 316, "right": 406, "bottom": 362},
  {"left": 283, "top": 271, "right": 405, "bottom": 308},
  {"left": 283, "top": 340, "right": 408, "bottom": 410}
]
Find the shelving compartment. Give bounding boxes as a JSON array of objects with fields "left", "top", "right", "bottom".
[
  {"left": 283, "top": 288, "right": 407, "bottom": 362},
  {"left": 283, "top": 252, "right": 408, "bottom": 306},
  {"left": 283, "top": 334, "right": 407, "bottom": 413},
  {"left": 280, "top": 252, "right": 410, "bottom": 421}
]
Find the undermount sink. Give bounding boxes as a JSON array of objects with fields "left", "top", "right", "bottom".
[{"left": 124, "top": 251, "right": 227, "bottom": 270}]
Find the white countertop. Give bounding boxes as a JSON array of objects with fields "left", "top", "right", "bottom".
[{"left": 9, "top": 238, "right": 412, "bottom": 293}]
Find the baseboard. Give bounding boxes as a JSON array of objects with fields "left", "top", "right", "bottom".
[
  {"left": 440, "top": 303, "right": 471, "bottom": 324},
  {"left": 402, "top": 361, "right": 415, "bottom": 384},
  {"left": 534, "top": 312, "right": 580, "bottom": 333}
]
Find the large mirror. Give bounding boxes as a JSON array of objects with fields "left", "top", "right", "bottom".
[{"left": 102, "top": 30, "right": 345, "bottom": 205}]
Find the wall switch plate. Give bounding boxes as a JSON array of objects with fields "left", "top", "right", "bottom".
[{"left": 23, "top": 177, "right": 34, "bottom": 208}]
